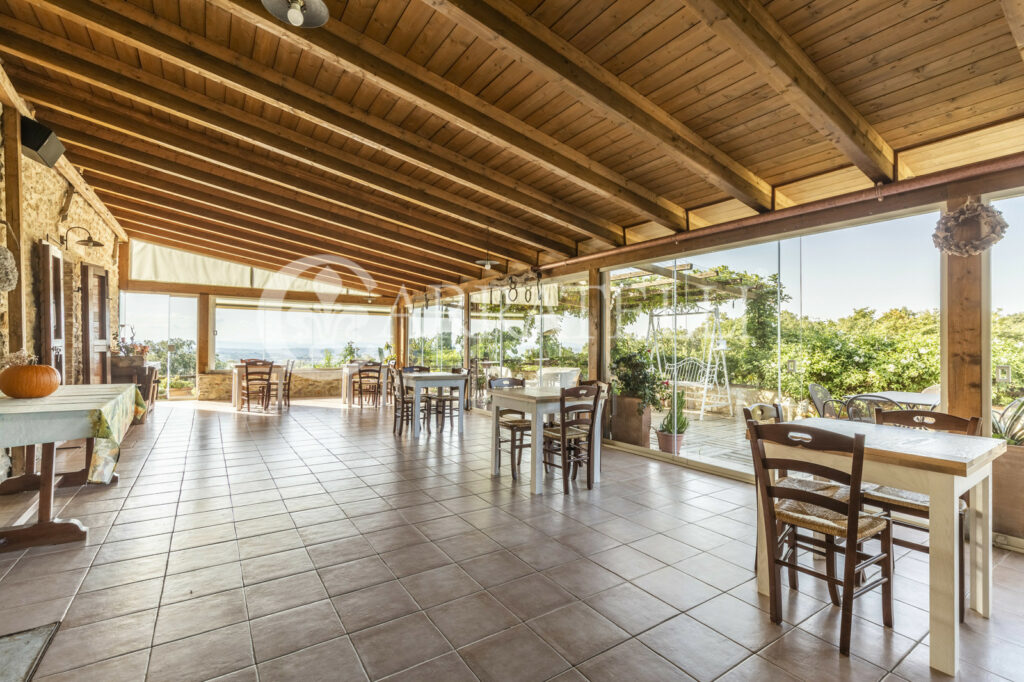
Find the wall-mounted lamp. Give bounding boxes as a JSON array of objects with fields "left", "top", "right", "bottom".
[{"left": 61, "top": 226, "right": 104, "bottom": 248}]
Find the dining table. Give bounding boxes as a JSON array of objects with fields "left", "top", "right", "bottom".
[
  {"left": 230, "top": 363, "right": 286, "bottom": 411},
  {"left": 849, "top": 390, "right": 941, "bottom": 409},
  {"left": 489, "top": 386, "right": 606, "bottom": 495},
  {"left": 753, "top": 417, "right": 1005, "bottom": 675},
  {"left": 404, "top": 371, "right": 468, "bottom": 438},
  {"left": 0, "top": 384, "right": 145, "bottom": 552}
]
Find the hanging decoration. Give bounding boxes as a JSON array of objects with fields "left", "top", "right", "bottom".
[
  {"left": 0, "top": 221, "right": 18, "bottom": 293},
  {"left": 932, "top": 200, "right": 1008, "bottom": 257},
  {"left": 490, "top": 267, "right": 541, "bottom": 303}
]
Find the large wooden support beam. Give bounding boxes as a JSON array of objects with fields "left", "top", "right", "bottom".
[
  {"left": 2, "top": 106, "right": 24, "bottom": 353},
  {"left": 587, "top": 268, "right": 605, "bottom": 381},
  {"left": 427, "top": 0, "right": 772, "bottom": 213},
  {"left": 30, "top": 0, "right": 623, "bottom": 246},
  {"left": 124, "top": 279, "right": 390, "bottom": 305},
  {"left": 686, "top": 0, "right": 896, "bottom": 184},
  {"left": 0, "top": 62, "right": 125, "bottom": 242},
  {"left": 212, "top": 0, "right": 690, "bottom": 232},
  {"left": 941, "top": 196, "right": 992, "bottom": 433},
  {"left": 197, "top": 293, "right": 212, "bottom": 374},
  {"left": 0, "top": 22, "right": 572, "bottom": 256},
  {"left": 1003, "top": 0, "right": 1024, "bottom": 63}
]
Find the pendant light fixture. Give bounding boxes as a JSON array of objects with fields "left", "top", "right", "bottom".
[
  {"left": 261, "top": 0, "right": 329, "bottom": 28},
  {"left": 474, "top": 224, "right": 499, "bottom": 270}
]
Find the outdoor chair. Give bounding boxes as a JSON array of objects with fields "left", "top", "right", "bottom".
[
  {"left": 542, "top": 385, "right": 601, "bottom": 494},
  {"left": 845, "top": 394, "right": 903, "bottom": 422},
  {"left": 809, "top": 383, "right": 847, "bottom": 418},
  {"left": 267, "top": 359, "right": 294, "bottom": 410},
  {"left": 746, "top": 420, "right": 893, "bottom": 656},
  {"left": 434, "top": 368, "right": 468, "bottom": 432},
  {"left": 356, "top": 362, "right": 382, "bottom": 408},
  {"left": 392, "top": 369, "right": 431, "bottom": 436},
  {"left": 241, "top": 360, "right": 273, "bottom": 412},
  {"left": 490, "top": 377, "right": 529, "bottom": 480},
  {"left": 869, "top": 408, "right": 979, "bottom": 622}
]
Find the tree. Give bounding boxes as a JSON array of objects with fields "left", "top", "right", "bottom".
[{"left": 143, "top": 338, "right": 196, "bottom": 378}]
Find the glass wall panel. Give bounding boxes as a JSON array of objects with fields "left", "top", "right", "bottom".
[
  {"left": 991, "top": 195, "right": 1024, "bottom": 443},
  {"left": 120, "top": 293, "right": 197, "bottom": 398},
  {"left": 439, "top": 295, "right": 465, "bottom": 370},
  {"left": 469, "top": 289, "right": 501, "bottom": 408},
  {"left": 539, "top": 278, "right": 589, "bottom": 386}
]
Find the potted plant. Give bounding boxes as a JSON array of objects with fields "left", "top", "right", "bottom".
[
  {"left": 113, "top": 325, "right": 149, "bottom": 369},
  {"left": 656, "top": 392, "right": 689, "bottom": 454},
  {"left": 609, "top": 350, "right": 660, "bottom": 446},
  {"left": 992, "top": 399, "right": 1024, "bottom": 539}
]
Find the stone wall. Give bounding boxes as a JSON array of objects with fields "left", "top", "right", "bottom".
[{"left": 197, "top": 369, "right": 345, "bottom": 401}]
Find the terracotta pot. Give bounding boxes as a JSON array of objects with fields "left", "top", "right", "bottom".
[
  {"left": 656, "top": 430, "right": 685, "bottom": 455},
  {"left": 610, "top": 395, "right": 651, "bottom": 447},
  {"left": 994, "top": 443, "right": 1024, "bottom": 539},
  {"left": 0, "top": 364, "right": 61, "bottom": 398}
]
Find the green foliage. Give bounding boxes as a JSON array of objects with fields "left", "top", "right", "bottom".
[
  {"left": 658, "top": 393, "right": 690, "bottom": 434},
  {"left": 144, "top": 338, "right": 195, "bottom": 378},
  {"left": 610, "top": 349, "right": 662, "bottom": 412},
  {"left": 993, "top": 399, "right": 1024, "bottom": 445}
]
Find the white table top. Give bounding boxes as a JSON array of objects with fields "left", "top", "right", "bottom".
[
  {"left": 0, "top": 384, "right": 141, "bottom": 450},
  {"left": 0, "top": 384, "right": 136, "bottom": 414},
  {"left": 491, "top": 386, "right": 595, "bottom": 404},
  {"left": 402, "top": 372, "right": 466, "bottom": 381},
  {"left": 792, "top": 417, "right": 1005, "bottom": 477},
  {"left": 870, "top": 391, "right": 941, "bottom": 406}
]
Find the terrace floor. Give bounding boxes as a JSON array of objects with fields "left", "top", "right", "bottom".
[
  {"left": 2, "top": 401, "right": 1023, "bottom": 681},
  {"left": 645, "top": 410, "right": 752, "bottom": 475}
]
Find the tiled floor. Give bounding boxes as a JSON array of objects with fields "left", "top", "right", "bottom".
[{"left": 2, "top": 400, "right": 1024, "bottom": 681}]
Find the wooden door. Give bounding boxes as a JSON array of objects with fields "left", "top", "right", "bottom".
[
  {"left": 39, "top": 241, "right": 66, "bottom": 381},
  {"left": 81, "top": 263, "right": 111, "bottom": 384}
]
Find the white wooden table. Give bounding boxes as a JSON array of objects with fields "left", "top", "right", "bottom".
[
  {"left": 489, "top": 387, "right": 605, "bottom": 495},
  {"left": 850, "top": 391, "right": 941, "bottom": 408},
  {"left": 0, "top": 384, "right": 143, "bottom": 552},
  {"left": 231, "top": 364, "right": 286, "bottom": 410},
  {"left": 753, "top": 417, "right": 1005, "bottom": 675},
  {"left": 405, "top": 372, "right": 467, "bottom": 438}
]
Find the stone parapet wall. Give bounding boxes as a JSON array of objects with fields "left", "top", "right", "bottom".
[{"left": 197, "top": 369, "right": 345, "bottom": 401}]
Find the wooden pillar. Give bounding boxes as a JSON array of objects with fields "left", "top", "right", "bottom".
[
  {"left": 588, "top": 268, "right": 605, "bottom": 380},
  {"left": 116, "top": 241, "right": 130, "bottom": 286},
  {"left": 197, "top": 293, "right": 212, "bottom": 372},
  {"left": 940, "top": 195, "right": 992, "bottom": 434},
  {"left": 3, "top": 108, "right": 25, "bottom": 353},
  {"left": 462, "top": 290, "right": 471, "bottom": 369}
]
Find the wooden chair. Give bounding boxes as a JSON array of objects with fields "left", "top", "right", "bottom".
[
  {"left": 356, "top": 363, "right": 382, "bottom": 408},
  {"left": 490, "top": 377, "right": 530, "bottom": 481},
  {"left": 267, "top": 359, "right": 295, "bottom": 410},
  {"left": 434, "top": 368, "right": 468, "bottom": 432},
  {"left": 392, "top": 368, "right": 431, "bottom": 435},
  {"left": 809, "top": 383, "right": 846, "bottom": 418},
  {"left": 542, "top": 385, "right": 601, "bottom": 494},
  {"left": 846, "top": 394, "right": 903, "bottom": 422},
  {"left": 869, "top": 408, "right": 979, "bottom": 621},
  {"left": 241, "top": 360, "right": 273, "bottom": 412},
  {"left": 743, "top": 403, "right": 784, "bottom": 572},
  {"left": 747, "top": 420, "right": 893, "bottom": 656},
  {"left": 579, "top": 379, "right": 610, "bottom": 439}
]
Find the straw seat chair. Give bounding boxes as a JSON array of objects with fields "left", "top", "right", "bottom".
[
  {"left": 542, "top": 385, "right": 601, "bottom": 494},
  {"left": 489, "top": 377, "right": 529, "bottom": 480}
]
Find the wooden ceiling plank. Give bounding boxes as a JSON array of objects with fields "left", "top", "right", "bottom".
[
  {"left": 685, "top": 0, "right": 897, "bottom": 184},
  {"left": 0, "top": 19, "right": 570, "bottom": 257},
  {"left": 1002, "top": 0, "right": 1024, "bottom": 63},
  {"left": 425, "top": 0, "right": 773, "bottom": 213},
  {"left": 211, "top": 0, "right": 690, "bottom": 231},
  {"left": 31, "top": 0, "right": 623, "bottom": 246}
]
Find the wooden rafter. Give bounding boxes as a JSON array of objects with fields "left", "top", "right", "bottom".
[
  {"left": 1003, "top": 0, "right": 1024, "bottom": 62},
  {"left": 123, "top": 280, "right": 390, "bottom": 306},
  {"left": 685, "top": 0, "right": 896, "bottom": 184},
  {"left": 0, "top": 59, "right": 125, "bottom": 241},
  {"left": 426, "top": 0, "right": 773, "bottom": 212},
  {"left": 0, "top": 20, "right": 573, "bottom": 257},
  {"left": 212, "top": 0, "right": 691, "bottom": 232},
  {"left": 29, "top": 0, "right": 624, "bottom": 247}
]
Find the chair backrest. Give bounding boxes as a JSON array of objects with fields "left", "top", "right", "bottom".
[
  {"left": 489, "top": 376, "right": 524, "bottom": 390},
  {"left": 450, "top": 367, "right": 468, "bottom": 374},
  {"left": 874, "top": 408, "right": 980, "bottom": 435},
  {"left": 359, "top": 364, "right": 381, "bottom": 384},
  {"left": 808, "top": 383, "right": 832, "bottom": 417},
  {"left": 921, "top": 383, "right": 941, "bottom": 395},
  {"left": 559, "top": 385, "right": 601, "bottom": 437},
  {"left": 282, "top": 359, "right": 295, "bottom": 382},
  {"left": 244, "top": 360, "right": 273, "bottom": 385},
  {"left": 746, "top": 420, "right": 868, "bottom": 527},
  {"left": 391, "top": 366, "right": 405, "bottom": 401},
  {"left": 579, "top": 379, "right": 609, "bottom": 398},
  {"left": 846, "top": 394, "right": 902, "bottom": 422},
  {"left": 403, "top": 365, "right": 430, "bottom": 373},
  {"left": 743, "top": 403, "right": 783, "bottom": 423}
]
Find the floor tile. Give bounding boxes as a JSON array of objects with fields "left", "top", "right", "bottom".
[
  {"left": 427, "top": 591, "right": 520, "bottom": 648},
  {"left": 458, "top": 624, "right": 570, "bottom": 682},
  {"left": 320, "top": 556, "right": 396, "bottom": 596},
  {"left": 35, "top": 609, "right": 157, "bottom": 677},
  {"left": 576, "top": 639, "right": 695, "bottom": 682},
  {"left": 379, "top": 651, "right": 476, "bottom": 682},
  {"left": 250, "top": 599, "right": 345, "bottom": 662},
  {"left": 489, "top": 572, "right": 576, "bottom": 620},
  {"left": 350, "top": 612, "right": 452, "bottom": 680},
  {"left": 257, "top": 637, "right": 367, "bottom": 682},
  {"left": 154, "top": 588, "right": 249, "bottom": 644},
  {"left": 147, "top": 621, "right": 255, "bottom": 682},
  {"left": 333, "top": 580, "right": 419, "bottom": 632},
  {"left": 544, "top": 558, "right": 624, "bottom": 598},
  {"left": 639, "top": 614, "right": 750, "bottom": 681},
  {"left": 34, "top": 650, "right": 151, "bottom": 682},
  {"left": 526, "top": 601, "right": 629, "bottom": 664},
  {"left": 399, "top": 564, "right": 481, "bottom": 609},
  {"left": 585, "top": 582, "right": 680, "bottom": 635}
]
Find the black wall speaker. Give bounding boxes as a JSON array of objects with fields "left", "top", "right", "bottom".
[{"left": 20, "top": 116, "right": 65, "bottom": 168}]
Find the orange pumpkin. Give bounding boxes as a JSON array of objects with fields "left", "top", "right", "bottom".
[{"left": 0, "top": 364, "right": 61, "bottom": 398}]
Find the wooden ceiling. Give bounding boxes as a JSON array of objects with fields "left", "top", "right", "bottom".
[{"left": 2, "top": 0, "right": 1023, "bottom": 295}]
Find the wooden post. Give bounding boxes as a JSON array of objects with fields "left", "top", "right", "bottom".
[
  {"left": 462, "top": 290, "right": 471, "bottom": 369},
  {"left": 3, "top": 107, "right": 25, "bottom": 353},
  {"left": 116, "top": 241, "right": 131, "bottom": 287},
  {"left": 588, "top": 268, "right": 604, "bottom": 380},
  {"left": 940, "top": 195, "right": 992, "bottom": 434},
  {"left": 197, "top": 293, "right": 212, "bottom": 372}
]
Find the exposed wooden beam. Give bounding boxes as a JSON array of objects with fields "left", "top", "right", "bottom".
[
  {"left": 2, "top": 106, "right": 25, "bottom": 353},
  {"left": 125, "top": 280, "right": 390, "bottom": 306},
  {"left": 108, "top": 208, "right": 435, "bottom": 290},
  {"left": 685, "top": 0, "right": 896, "bottom": 184},
  {"left": 0, "top": 59, "right": 125, "bottom": 241},
  {"left": 29, "top": 0, "right": 623, "bottom": 246},
  {"left": 100, "top": 194, "right": 452, "bottom": 287},
  {"left": 1003, "top": 0, "right": 1024, "bottom": 62},
  {"left": 197, "top": 293, "right": 211, "bottom": 373},
  {"left": 0, "top": 22, "right": 573, "bottom": 256},
  {"left": 213, "top": 0, "right": 690, "bottom": 232},
  {"left": 15, "top": 81, "right": 529, "bottom": 267},
  {"left": 426, "top": 0, "right": 772, "bottom": 213}
]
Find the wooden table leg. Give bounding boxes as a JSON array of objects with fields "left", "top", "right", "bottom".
[
  {"left": 0, "top": 445, "right": 42, "bottom": 494},
  {"left": 58, "top": 438, "right": 119, "bottom": 488},
  {"left": 0, "top": 443, "right": 87, "bottom": 554},
  {"left": 970, "top": 469, "right": 993, "bottom": 617}
]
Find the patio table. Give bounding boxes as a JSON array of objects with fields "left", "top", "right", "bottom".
[
  {"left": 404, "top": 372, "right": 467, "bottom": 438},
  {"left": 0, "top": 384, "right": 145, "bottom": 552},
  {"left": 489, "top": 387, "right": 605, "bottom": 495},
  {"left": 753, "top": 417, "right": 1005, "bottom": 675}
]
